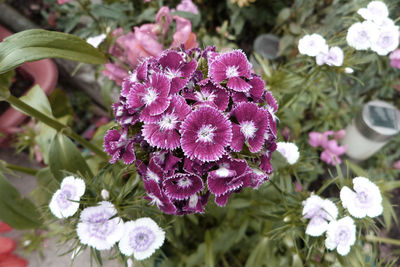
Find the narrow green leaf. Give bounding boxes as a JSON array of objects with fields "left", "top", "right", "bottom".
[
  {"left": 205, "top": 230, "right": 214, "bottom": 267},
  {"left": 0, "top": 29, "right": 106, "bottom": 74},
  {"left": 15, "top": 85, "right": 53, "bottom": 117},
  {"left": 346, "top": 160, "right": 369, "bottom": 178},
  {"left": 0, "top": 70, "right": 14, "bottom": 100},
  {"left": 49, "top": 133, "right": 93, "bottom": 181},
  {"left": 245, "top": 237, "right": 269, "bottom": 267},
  {"left": 0, "top": 173, "right": 42, "bottom": 229}
]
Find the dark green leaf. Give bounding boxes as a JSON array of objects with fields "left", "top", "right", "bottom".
[
  {"left": 49, "top": 133, "right": 93, "bottom": 181},
  {"left": 0, "top": 172, "right": 42, "bottom": 229},
  {"left": 0, "top": 29, "right": 106, "bottom": 74}
]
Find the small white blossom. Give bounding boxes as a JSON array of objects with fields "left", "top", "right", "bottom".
[
  {"left": 316, "top": 46, "right": 344, "bottom": 67},
  {"left": 127, "top": 258, "right": 133, "bottom": 267},
  {"left": 325, "top": 216, "right": 356, "bottom": 256},
  {"left": 346, "top": 21, "right": 379, "bottom": 50},
  {"left": 340, "top": 177, "right": 383, "bottom": 218},
  {"left": 298, "top": 34, "right": 329, "bottom": 57},
  {"left": 357, "top": 1, "right": 389, "bottom": 24},
  {"left": 49, "top": 176, "right": 86, "bottom": 219},
  {"left": 76, "top": 201, "right": 124, "bottom": 250},
  {"left": 371, "top": 26, "right": 399, "bottom": 56},
  {"left": 118, "top": 217, "right": 165, "bottom": 260},
  {"left": 302, "top": 195, "right": 338, "bottom": 237},
  {"left": 276, "top": 142, "right": 300, "bottom": 165},
  {"left": 86, "top": 34, "right": 106, "bottom": 48},
  {"left": 101, "top": 189, "right": 110, "bottom": 200},
  {"left": 344, "top": 67, "right": 354, "bottom": 74}
]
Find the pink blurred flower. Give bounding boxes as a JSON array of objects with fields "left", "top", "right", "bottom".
[
  {"left": 102, "top": 63, "right": 128, "bottom": 86},
  {"left": 320, "top": 140, "right": 347, "bottom": 165},
  {"left": 393, "top": 160, "right": 400, "bottom": 169},
  {"left": 389, "top": 49, "right": 400, "bottom": 69},
  {"left": 171, "top": 16, "right": 198, "bottom": 49},
  {"left": 156, "top": 7, "right": 173, "bottom": 35},
  {"left": 333, "top": 129, "right": 346, "bottom": 140},
  {"left": 308, "top": 131, "right": 333, "bottom": 148},
  {"left": 309, "top": 130, "right": 347, "bottom": 166},
  {"left": 177, "top": 0, "right": 199, "bottom": 15},
  {"left": 58, "top": 0, "right": 73, "bottom": 4}
]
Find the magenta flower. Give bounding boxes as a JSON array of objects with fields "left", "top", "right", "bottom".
[
  {"left": 104, "top": 129, "right": 136, "bottom": 164},
  {"left": 181, "top": 106, "right": 232, "bottom": 162},
  {"left": 158, "top": 50, "right": 197, "bottom": 94},
  {"left": 393, "top": 160, "right": 400, "bottom": 169},
  {"left": 207, "top": 156, "right": 249, "bottom": 197},
  {"left": 181, "top": 193, "right": 209, "bottom": 214},
  {"left": 163, "top": 173, "right": 204, "bottom": 200},
  {"left": 231, "top": 75, "right": 265, "bottom": 103},
  {"left": 137, "top": 158, "right": 165, "bottom": 184},
  {"left": 247, "top": 168, "right": 269, "bottom": 189},
  {"left": 182, "top": 82, "right": 229, "bottom": 111},
  {"left": 209, "top": 50, "right": 252, "bottom": 92},
  {"left": 142, "top": 95, "right": 191, "bottom": 150},
  {"left": 230, "top": 102, "right": 269, "bottom": 153},
  {"left": 150, "top": 151, "right": 181, "bottom": 176},
  {"left": 143, "top": 179, "right": 177, "bottom": 215},
  {"left": 183, "top": 157, "right": 216, "bottom": 177},
  {"left": 112, "top": 102, "right": 140, "bottom": 127},
  {"left": 127, "top": 73, "right": 170, "bottom": 116}
]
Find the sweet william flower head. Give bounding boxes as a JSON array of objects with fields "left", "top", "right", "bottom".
[
  {"left": 118, "top": 217, "right": 165, "bottom": 260},
  {"left": 340, "top": 177, "right": 383, "bottom": 218},
  {"left": 49, "top": 176, "right": 85, "bottom": 219},
  {"left": 276, "top": 142, "right": 300, "bottom": 165},
  {"left": 298, "top": 34, "right": 328, "bottom": 57},
  {"left": 76, "top": 201, "right": 124, "bottom": 250},
  {"left": 371, "top": 26, "right": 399, "bottom": 56},
  {"left": 316, "top": 46, "right": 344, "bottom": 67},
  {"left": 302, "top": 195, "right": 338, "bottom": 237},
  {"left": 325, "top": 216, "right": 356, "bottom": 256}
]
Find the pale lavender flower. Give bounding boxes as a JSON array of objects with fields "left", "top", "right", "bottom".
[
  {"left": 316, "top": 46, "right": 344, "bottom": 67},
  {"left": 76, "top": 201, "right": 124, "bottom": 250},
  {"left": 371, "top": 26, "right": 399, "bottom": 56},
  {"left": 357, "top": 1, "right": 389, "bottom": 24},
  {"left": 302, "top": 195, "right": 338, "bottom": 237},
  {"left": 340, "top": 177, "right": 383, "bottom": 218},
  {"left": 276, "top": 142, "right": 300, "bottom": 165},
  {"left": 325, "top": 216, "right": 356, "bottom": 256},
  {"left": 346, "top": 21, "right": 379, "bottom": 50},
  {"left": 118, "top": 217, "right": 165, "bottom": 260},
  {"left": 298, "top": 34, "right": 328, "bottom": 57},
  {"left": 49, "top": 176, "right": 86, "bottom": 219}
]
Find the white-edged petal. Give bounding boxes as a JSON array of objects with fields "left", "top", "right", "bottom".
[
  {"left": 303, "top": 195, "right": 338, "bottom": 237},
  {"left": 325, "top": 216, "right": 356, "bottom": 256},
  {"left": 298, "top": 34, "right": 329, "bottom": 57},
  {"left": 118, "top": 217, "right": 165, "bottom": 260},
  {"left": 346, "top": 21, "right": 379, "bottom": 50},
  {"left": 357, "top": 1, "right": 389, "bottom": 24},
  {"left": 371, "top": 26, "right": 399, "bottom": 56}
]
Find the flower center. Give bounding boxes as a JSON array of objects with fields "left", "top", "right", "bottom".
[
  {"left": 226, "top": 65, "right": 239, "bottom": 78},
  {"left": 164, "top": 67, "right": 182, "bottom": 80},
  {"left": 159, "top": 114, "right": 179, "bottom": 131},
  {"left": 189, "top": 194, "right": 198, "bottom": 208},
  {"left": 146, "top": 170, "right": 160, "bottom": 183},
  {"left": 356, "top": 191, "right": 369, "bottom": 204},
  {"left": 337, "top": 227, "right": 349, "bottom": 243},
  {"left": 130, "top": 227, "right": 155, "bottom": 252},
  {"left": 381, "top": 35, "right": 391, "bottom": 47},
  {"left": 216, "top": 166, "right": 231, "bottom": 177},
  {"left": 196, "top": 124, "right": 216, "bottom": 143},
  {"left": 195, "top": 91, "right": 216, "bottom": 102},
  {"left": 147, "top": 193, "right": 163, "bottom": 207},
  {"left": 240, "top": 121, "right": 257, "bottom": 139},
  {"left": 143, "top": 88, "right": 158, "bottom": 106},
  {"left": 177, "top": 177, "right": 192, "bottom": 188}
]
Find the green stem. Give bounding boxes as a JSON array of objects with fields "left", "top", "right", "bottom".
[
  {"left": 5, "top": 163, "right": 38, "bottom": 176},
  {"left": 365, "top": 235, "right": 400, "bottom": 246},
  {"left": 6, "top": 95, "right": 108, "bottom": 160}
]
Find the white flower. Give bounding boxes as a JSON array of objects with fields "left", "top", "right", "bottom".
[
  {"left": 86, "top": 34, "right": 106, "bottom": 48},
  {"left": 344, "top": 67, "right": 354, "bottom": 74},
  {"left": 127, "top": 258, "right": 133, "bottom": 267},
  {"left": 302, "top": 195, "right": 338, "bottom": 237},
  {"left": 76, "top": 201, "right": 124, "bottom": 250},
  {"left": 49, "top": 176, "right": 86, "bottom": 219},
  {"left": 325, "top": 216, "right": 356, "bottom": 256},
  {"left": 101, "top": 189, "right": 110, "bottom": 200},
  {"left": 298, "top": 34, "right": 329, "bottom": 57},
  {"left": 276, "top": 142, "right": 300, "bottom": 165},
  {"left": 346, "top": 21, "right": 379, "bottom": 50},
  {"left": 371, "top": 26, "right": 399, "bottom": 56},
  {"left": 340, "top": 177, "right": 383, "bottom": 218},
  {"left": 118, "top": 217, "right": 165, "bottom": 260},
  {"left": 316, "top": 46, "right": 344, "bottom": 67},
  {"left": 357, "top": 1, "right": 389, "bottom": 24}
]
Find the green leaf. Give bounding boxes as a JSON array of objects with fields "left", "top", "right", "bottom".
[
  {"left": 0, "top": 172, "right": 42, "bottom": 229},
  {"left": 205, "top": 230, "right": 214, "bottom": 267},
  {"left": 245, "top": 237, "right": 269, "bottom": 267},
  {"left": 48, "top": 133, "right": 93, "bottom": 181},
  {"left": 345, "top": 160, "right": 369, "bottom": 178},
  {"left": 49, "top": 88, "right": 74, "bottom": 118},
  {"left": 0, "top": 70, "right": 13, "bottom": 100},
  {"left": 31, "top": 167, "right": 59, "bottom": 206},
  {"left": 16, "top": 85, "right": 53, "bottom": 117},
  {"left": 0, "top": 29, "right": 107, "bottom": 74}
]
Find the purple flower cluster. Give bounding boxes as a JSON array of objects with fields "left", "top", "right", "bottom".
[{"left": 104, "top": 47, "right": 278, "bottom": 215}]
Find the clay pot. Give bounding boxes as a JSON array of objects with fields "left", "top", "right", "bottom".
[{"left": 0, "top": 24, "right": 58, "bottom": 146}]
